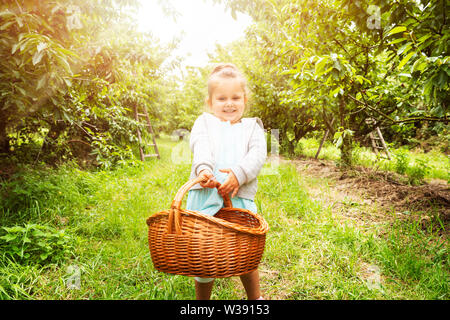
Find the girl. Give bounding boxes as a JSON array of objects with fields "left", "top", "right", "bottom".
[{"left": 187, "top": 63, "right": 267, "bottom": 300}]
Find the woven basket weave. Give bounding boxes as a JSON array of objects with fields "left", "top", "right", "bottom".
[{"left": 146, "top": 176, "right": 269, "bottom": 278}]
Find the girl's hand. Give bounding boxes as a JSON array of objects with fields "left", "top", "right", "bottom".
[
  {"left": 217, "top": 168, "right": 239, "bottom": 198},
  {"left": 198, "top": 169, "right": 218, "bottom": 188}
]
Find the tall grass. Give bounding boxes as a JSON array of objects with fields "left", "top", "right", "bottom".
[{"left": 0, "top": 136, "right": 447, "bottom": 299}]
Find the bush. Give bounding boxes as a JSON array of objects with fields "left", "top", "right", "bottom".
[
  {"left": 407, "top": 159, "right": 430, "bottom": 185},
  {"left": 394, "top": 151, "right": 410, "bottom": 175},
  {"left": 0, "top": 223, "right": 74, "bottom": 265}
]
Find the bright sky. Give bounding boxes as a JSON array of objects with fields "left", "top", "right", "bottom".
[{"left": 135, "top": 0, "right": 253, "bottom": 68}]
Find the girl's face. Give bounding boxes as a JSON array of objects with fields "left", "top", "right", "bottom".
[{"left": 207, "top": 77, "right": 247, "bottom": 124}]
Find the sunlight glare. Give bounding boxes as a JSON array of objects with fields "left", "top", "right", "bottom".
[{"left": 135, "top": 0, "right": 253, "bottom": 68}]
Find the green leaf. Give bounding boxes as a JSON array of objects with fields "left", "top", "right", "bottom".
[
  {"left": 14, "top": 85, "right": 27, "bottom": 96},
  {"left": 54, "top": 54, "right": 72, "bottom": 74},
  {"left": 36, "top": 75, "right": 47, "bottom": 90},
  {"left": 0, "top": 234, "right": 18, "bottom": 242},
  {"left": 329, "top": 86, "right": 342, "bottom": 98},
  {"left": 411, "top": 57, "right": 427, "bottom": 73},
  {"left": 11, "top": 43, "right": 20, "bottom": 54},
  {"left": 422, "top": 78, "right": 434, "bottom": 97},
  {"left": 37, "top": 42, "right": 47, "bottom": 53},
  {"left": 54, "top": 47, "right": 80, "bottom": 59},
  {"left": 0, "top": 21, "right": 15, "bottom": 31},
  {"left": 0, "top": 11, "right": 15, "bottom": 19},
  {"left": 286, "top": 129, "right": 295, "bottom": 141},
  {"left": 417, "top": 38, "right": 434, "bottom": 51},
  {"left": 64, "top": 78, "right": 72, "bottom": 87},
  {"left": 387, "top": 26, "right": 407, "bottom": 36},
  {"left": 417, "top": 34, "right": 432, "bottom": 43},
  {"left": 334, "top": 135, "right": 343, "bottom": 148},
  {"left": 40, "top": 253, "right": 49, "bottom": 260},
  {"left": 231, "top": 9, "right": 237, "bottom": 20},
  {"left": 314, "top": 57, "right": 329, "bottom": 76},
  {"left": 434, "top": 70, "right": 448, "bottom": 88},
  {"left": 355, "top": 75, "right": 372, "bottom": 85},
  {"left": 3, "top": 226, "right": 25, "bottom": 233},
  {"left": 32, "top": 50, "right": 45, "bottom": 65},
  {"left": 398, "top": 51, "right": 415, "bottom": 70},
  {"left": 397, "top": 42, "right": 412, "bottom": 55}
]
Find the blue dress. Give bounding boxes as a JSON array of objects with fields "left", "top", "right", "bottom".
[{"left": 186, "top": 120, "right": 257, "bottom": 215}]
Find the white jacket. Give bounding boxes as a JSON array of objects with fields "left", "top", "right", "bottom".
[{"left": 189, "top": 112, "right": 267, "bottom": 200}]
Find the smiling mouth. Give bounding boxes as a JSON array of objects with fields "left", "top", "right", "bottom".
[{"left": 223, "top": 109, "right": 236, "bottom": 113}]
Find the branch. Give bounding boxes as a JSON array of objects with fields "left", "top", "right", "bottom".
[
  {"left": 346, "top": 94, "right": 449, "bottom": 124},
  {"left": 14, "top": 0, "right": 23, "bottom": 13},
  {"left": 440, "top": 0, "right": 446, "bottom": 35},
  {"left": 333, "top": 38, "right": 350, "bottom": 56},
  {"left": 322, "top": 109, "right": 336, "bottom": 134},
  {"left": 348, "top": 93, "right": 396, "bottom": 122},
  {"left": 394, "top": 116, "right": 449, "bottom": 124}
]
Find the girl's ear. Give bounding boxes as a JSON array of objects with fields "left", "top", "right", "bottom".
[{"left": 205, "top": 97, "right": 212, "bottom": 109}]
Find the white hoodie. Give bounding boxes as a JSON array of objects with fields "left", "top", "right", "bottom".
[{"left": 189, "top": 112, "right": 267, "bottom": 200}]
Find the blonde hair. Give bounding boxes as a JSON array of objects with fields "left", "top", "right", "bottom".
[{"left": 207, "top": 63, "right": 248, "bottom": 99}]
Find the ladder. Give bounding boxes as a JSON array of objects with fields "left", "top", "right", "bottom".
[
  {"left": 315, "top": 117, "right": 335, "bottom": 159},
  {"left": 369, "top": 127, "right": 391, "bottom": 160},
  {"left": 133, "top": 105, "right": 160, "bottom": 161}
]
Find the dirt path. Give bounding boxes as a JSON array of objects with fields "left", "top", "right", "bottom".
[{"left": 283, "top": 157, "right": 449, "bottom": 236}]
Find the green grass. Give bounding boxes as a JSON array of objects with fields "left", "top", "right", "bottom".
[
  {"left": 295, "top": 137, "right": 449, "bottom": 182},
  {"left": 0, "top": 136, "right": 448, "bottom": 299}
]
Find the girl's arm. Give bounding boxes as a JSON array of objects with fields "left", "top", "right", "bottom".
[
  {"left": 190, "top": 114, "right": 215, "bottom": 178},
  {"left": 231, "top": 120, "right": 267, "bottom": 186}
]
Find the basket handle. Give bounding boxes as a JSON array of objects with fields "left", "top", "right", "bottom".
[{"left": 167, "top": 175, "right": 232, "bottom": 234}]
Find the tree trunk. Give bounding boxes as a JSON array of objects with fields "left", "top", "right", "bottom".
[
  {"left": 286, "top": 137, "right": 296, "bottom": 155},
  {"left": 340, "top": 133, "right": 353, "bottom": 167},
  {"left": 339, "top": 97, "right": 353, "bottom": 167},
  {"left": 42, "top": 121, "right": 66, "bottom": 154},
  {"left": 0, "top": 119, "right": 10, "bottom": 154}
]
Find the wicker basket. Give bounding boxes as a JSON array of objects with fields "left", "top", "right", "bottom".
[{"left": 146, "top": 176, "right": 269, "bottom": 278}]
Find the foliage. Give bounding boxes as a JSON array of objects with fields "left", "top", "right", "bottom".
[
  {"left": 0, "top": 223, "right": 74, "bottom": 265},
  {"left": 0, "top": 0, "right": 174, "bottom": 167},
  {"left": 0, "top": 0, "right": 447, "bottom": 301},
  {"left": 407, "top": 158, "right": 430, "bottom": 185},
  {"left": 157, "top": 66, "right": 207, "bottom": 135},
  {"left": 394, "top": 150, "right": 431, "bottom": 185},
  {"left": 212, "top": 0, "right": 448, "bottom": 165},
  {"left": 394, "top": 150, "right": 410, "bottom": 175}
]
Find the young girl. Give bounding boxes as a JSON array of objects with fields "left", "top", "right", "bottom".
[{"left": 186, "top": 63, "right": 267, "bottom": 300}]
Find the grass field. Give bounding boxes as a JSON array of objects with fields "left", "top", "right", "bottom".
[{"left": 0, "top": 137, "right": 448, "bottom": 299}]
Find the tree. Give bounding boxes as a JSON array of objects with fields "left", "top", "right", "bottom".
[
  {"left": 212, "top": 0, "right": 448, "bottom": 165},
  {"left": 0, "top": 0, "right": 174, "bottom": 167}
]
